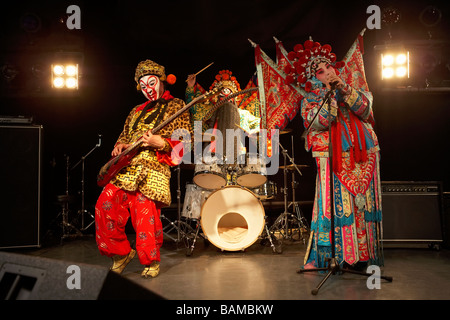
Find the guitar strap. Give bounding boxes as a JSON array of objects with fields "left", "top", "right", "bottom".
[
  {"left": 151, "top": 102, "right": 168, "bottom": 132},
  {"left": 132, "top": 99, "right": 168, "bottom": 131}
]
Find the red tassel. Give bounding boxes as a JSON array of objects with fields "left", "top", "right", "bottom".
[
  {"left": 331, "top": 112, "right": 343, "bottom": 173},
  {"left": 349, "top": 112, "right": 367, "bottom": 164}
]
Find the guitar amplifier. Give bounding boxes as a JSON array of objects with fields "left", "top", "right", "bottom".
[
  {"left": 0, "top": 125, "right": 43, "bottom": 249},
  {"left": 381, "top": 181, "right": 444, "bottom": 245}
]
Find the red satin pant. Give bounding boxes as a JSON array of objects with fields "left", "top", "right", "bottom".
[{"left": 95, "top": 184, "right": 163, "bottom": 265}]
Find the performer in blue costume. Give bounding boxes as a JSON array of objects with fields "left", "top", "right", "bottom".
[{"left": 285, "top": 33, "right": 383, "bottom": 270}]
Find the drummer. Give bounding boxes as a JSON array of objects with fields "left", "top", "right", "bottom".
[{"left": 186, "top": 70, "right": 261, "bottom": 166}]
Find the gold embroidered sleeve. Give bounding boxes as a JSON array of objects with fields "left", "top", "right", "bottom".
[
  {"left": 115, "top": 106, "right": 140, "bottom": 145},
  {"left": 158, "top": 98, "right": 193, "bottom": 140}
]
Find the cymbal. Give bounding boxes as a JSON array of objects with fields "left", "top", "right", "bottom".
[
  {"left": 279, "top": 164, "right": 309, "bottom": 170},
  {"left": 179, "top": 163, "right": 195, "bottom": 169},
  {"left": 279, "top": 128, "right": 293, "bottom": 135}
]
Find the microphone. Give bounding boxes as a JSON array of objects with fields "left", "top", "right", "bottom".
[
  {"left": 330, "top": 80, "right": 344, "bottom": 91},
  {"left": 330, "top": 81, "right": 339, "bottom": 89}
]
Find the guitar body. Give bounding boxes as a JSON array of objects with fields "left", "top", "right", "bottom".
[{"left": 97, "top": 144, "right": 141, "bottom": 187}]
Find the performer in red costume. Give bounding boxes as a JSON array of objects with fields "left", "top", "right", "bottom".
[{"left": 95, "top": 59, "right": 191, "bottom": 278}]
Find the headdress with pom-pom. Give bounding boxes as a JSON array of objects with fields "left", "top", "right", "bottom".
[
  {"left": 209, "top": 70, "right": 241, "bottom": 93},
  {"left": 284, "top": 39, "right": 345, "bottom": 92},
  {"left": 135, "top": 59, "right": 176, "bottom": 90}
]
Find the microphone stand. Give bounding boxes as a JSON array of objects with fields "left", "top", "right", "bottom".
[{"left": 297, "top": 87, "right": 393, "bottom": 295}]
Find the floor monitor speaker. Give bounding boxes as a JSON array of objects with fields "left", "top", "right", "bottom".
[{"left": 0, "top": 251, "right": 164, "bottom": 300}]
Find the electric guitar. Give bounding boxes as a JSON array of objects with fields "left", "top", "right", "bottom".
[{"left": 97, "top": 88, "right": 220, "bottom": 187}]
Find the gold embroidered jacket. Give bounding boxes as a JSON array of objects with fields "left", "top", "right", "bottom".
[{"left": 110, "top": 96, "right": 192, "bottom": 206}]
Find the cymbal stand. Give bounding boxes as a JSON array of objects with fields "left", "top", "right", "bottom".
[
  {"left": 160, "top": 165, "right": 198, "bottom": 255},
  {"left": 60, "top": 155, "right": 82, "bottom": 242},
  {"left": 288, "top": 136, "right": 309, "bottom": 243},
  {"left": 71, "top": 134, "right": 101, "bottom": 231},
  {"left": 269, "top": 142, "right": 307, "bottom": 243}
]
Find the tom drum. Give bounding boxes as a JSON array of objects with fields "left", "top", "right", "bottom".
[{"left": 236, "top": 153, "right": 267, "bottom": 188}]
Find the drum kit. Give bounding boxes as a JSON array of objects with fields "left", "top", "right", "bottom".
[{"left": 163, "top": 131, "right": 310, "bottom": 256}]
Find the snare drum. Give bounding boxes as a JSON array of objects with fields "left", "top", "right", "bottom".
[
  {"left": 236, "top": 153, "right": 267, "bottom": 188},
  {"left": 182, "top": 184, "right": 211, "bottom": 220},
  {"left": 252, "top": 181, "right": 277, "bottom": 200}
]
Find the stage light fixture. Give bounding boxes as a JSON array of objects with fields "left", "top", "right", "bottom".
[
  {"left": 53, "top": 77, "right": 65, "bottom": 88},
  {"left": 381, "top": 51, "right": 409, "bottom": 80},
  {"left": 51, "top": 64, "right": 78, "bottom": 89}
]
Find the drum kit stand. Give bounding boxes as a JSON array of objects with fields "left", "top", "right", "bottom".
[{"left": 163, "top": 133, "right": 310, "bottom": 256}]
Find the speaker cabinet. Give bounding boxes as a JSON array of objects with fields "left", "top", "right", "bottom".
[
  {"left": 443, "top": 192, "right": 450, "bottom": 248},
  {"left": 381, "top": 181, "right": 444, "bottom": 245},
  {"left": 0, "top": 252, "right": 163, "bottom": 300},
  {"left": 0, "top": 125, "right": 42, "bottom": 249}
]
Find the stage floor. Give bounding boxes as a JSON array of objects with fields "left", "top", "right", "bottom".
[{"left": 3, "top": 230, "right": 450, "bottom": 301}]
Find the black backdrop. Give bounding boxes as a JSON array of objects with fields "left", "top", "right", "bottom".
[{"left": 1, "top": 0, "right": 449, "bottom": 235}]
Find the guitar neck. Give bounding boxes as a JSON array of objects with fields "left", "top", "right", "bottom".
[
  {"left": 128, "top": 90, "right": 216, "bottom": 150},
  {"left": 151, "top": 91, "right": 213, "bottom": 134}
]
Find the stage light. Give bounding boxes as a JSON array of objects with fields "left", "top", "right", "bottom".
[
  {"left": 65, "top": 77, "right": 78, "bottom": 89},
  {"left": 51, "top": 64, "right": 78, "bottom": 89},
  {"left": 53, "top": 77, "right": 65, "bottom": 88},
  {"left": 53, "top": 65, "right": 64, "bottom": 76},
  {"left": 396, "top": 66, "right": 407, "bottom": 77},
  {"left": 65, "top": 65, "right": 78, "bottom": 77},
  {"left": 381, "top": 52, "right": 409, "bottom": 80},
  {"left": 382, "top": 67, "right": 394, "bottom": 79},
  {"left": 396, "top": 54, "right": 407, "bottom": 65},
  {"left": 382, "top": 54, "right": 394, "bottom": 66}
]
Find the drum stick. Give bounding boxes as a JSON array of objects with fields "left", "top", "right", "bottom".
[{"left": 186, "top": 62, "right": 214, "bottom": 81}]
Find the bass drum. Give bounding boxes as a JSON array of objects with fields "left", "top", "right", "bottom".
[{"left": 201, "top": 186, "right": 265, "bottom": 251}]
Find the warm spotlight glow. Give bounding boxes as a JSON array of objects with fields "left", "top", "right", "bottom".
[
  {"left": 381, "top": 51, "right": 409, "bottom": 80},
  {"left": 65, "top": 77, "right": 78, "bottom": 89},
  {"left": 382, "top": 54, "right": 394, "bottom": 66},
  {"left": 65, "top": 65, "right": 78, "bottom": 77},
  {"left": 396, "top": 67, "right": 407, "bottom": 77},
  {"left": 53, "top": 77, "right": 65, "bottom": 88},
  {"left": 382, "top": 68, "right": 394, "bottom": 79},
  {"left": 53, "top": 65, "right": 64, "bottom": 76},
  {"left": 51, "top": 63, "right": 79, "bottom": 89},
  {"left": 396, "top": 54, "right": 407, "bottom": 65}
]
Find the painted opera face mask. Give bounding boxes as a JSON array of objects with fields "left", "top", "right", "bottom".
[
  {"left": 218, "top": 86, "right": 235, "bottom": 102},
  {"left": 139, "top": 75, "right": 161, "bottom": 101},
  {"left": 314, "top": 62, "right": 334, "bottom": 86}
]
